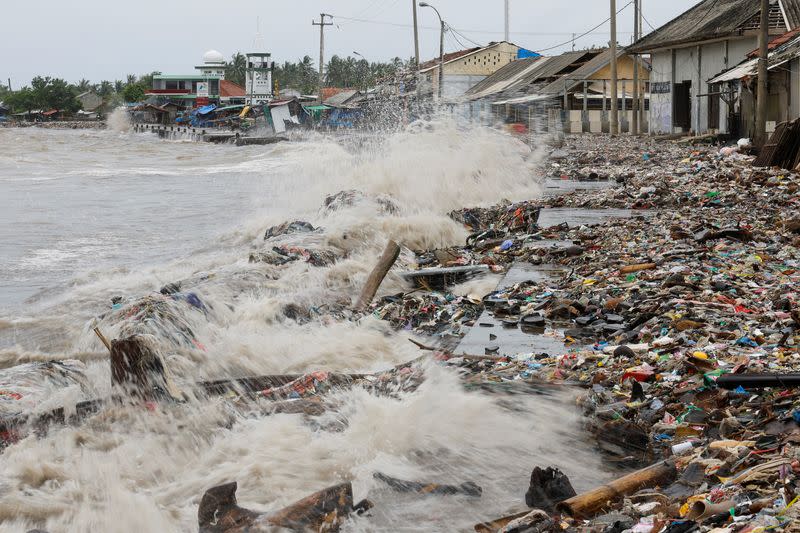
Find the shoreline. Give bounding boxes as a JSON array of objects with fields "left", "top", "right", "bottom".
[
  {"left": 1, "top": 132, "right": 799, "bottom": 531},
  {"left": 2, "top": 120, "right": 106, "bottom": 130}
]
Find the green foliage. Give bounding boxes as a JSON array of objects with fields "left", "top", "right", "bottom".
[
  {"left": 221, "top": 51, "right": 411, "bottom": 95},
  {"left": 5, "top": 87, "right": 37, "bottom": 112},
  {"left": 123, "top": 83, "right": 145, "bottom": 103},
  {"left": 97, "top": 80, "right": 114, "bottom": 97},
  {"left": 324, "top": 55, "right": 409, "bottom": 89},
  {"left": 19, "top": 76, "right": 82, "bottom": 112},
  {"left": 224, "top": 52, "right": 247, "bottom": 87},
  {"left": 137, "top": 71, "right": 161, "bottom": 89},
  {"left": 273, "top": 55, "right": 318, "bottom": 94}
]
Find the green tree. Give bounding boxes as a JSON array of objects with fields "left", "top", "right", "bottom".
[
  {"left": 138, "top": 71, "right": 161, "bottom": 90},
  {"left": 29, "top": 76, "right": 81, "bottom": 112},
  {"left": 122, "top": 83, "right": 145, "bottom": 103},
  {"left": 5, "top": 87, "right": 37, "bottom": 113},
  {"left": 76, "top": 79, "right": 92, "bottom": 93},
  {"left": 98, "top": 80, "right": 114, "bottom": 97},
  {"left": 225, "top": 52, "right": 247, "bottom": 87}
]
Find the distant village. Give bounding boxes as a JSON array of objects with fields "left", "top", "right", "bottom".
[{"left": 2, "top": 0, "right": 800, "bottom": 140}]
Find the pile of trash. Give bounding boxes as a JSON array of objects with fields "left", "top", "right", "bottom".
[
  {"left": 5, "top": 133, "right": 800, "bottom": 532},
  {"left": 364, "top": 135, "right": 800, "bottom": 531}
]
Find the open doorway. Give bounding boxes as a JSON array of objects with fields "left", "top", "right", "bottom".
[{"left": 673, "top": 80, "right": 692, "bottom": 131}]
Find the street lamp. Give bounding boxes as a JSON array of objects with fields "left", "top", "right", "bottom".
[{"left": 419, "top": 1, "right": 445, "bottom": 100}]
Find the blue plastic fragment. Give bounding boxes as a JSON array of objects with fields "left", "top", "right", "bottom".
[{"left": 736, "top": 336, "right": 758, "bottom": 347}]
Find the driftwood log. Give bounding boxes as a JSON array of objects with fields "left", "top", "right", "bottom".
[
  {"left": 556, "top": 460, "right": 677, "bottom": 518},
  {"left": 355, "top": 239, "right": 400, "bottom": 311},
  {"left": 198, "top": 480, "right": 369, "bottom": 533}
]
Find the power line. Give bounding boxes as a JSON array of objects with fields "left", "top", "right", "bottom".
[
  {"left": 641, "top": 12, "right": 657, "bottom": 32},
  {"left": 331, "top": 14, "right": 634, "bottom": 37},
  {"left": 449, "top": 26, "right": 484, "bottom": 48},
  {"left": 533, "top": 0, "right": 634, "bottom": 53},
  {"left": 331, "top": 14, "right": 438, "bottom": 30},
  {"left": 448, "top": 27, "right": 474, "bottom": 50}
]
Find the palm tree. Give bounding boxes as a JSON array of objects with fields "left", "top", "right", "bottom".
[
  {"left": 76, "top": 79, "right": 92, "bottom": 92},
  {"left": 225, "top": 52, "right": 247, "bottom": 87},
  {"left": 98, "top": 81, "right": 113, "bottom": 97}
]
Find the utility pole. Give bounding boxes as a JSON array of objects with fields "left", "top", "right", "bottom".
[
  {"left": 632, "top": 0, "right": 640, "bottom": 135},
  {"left": 638, "top": 0, "right": 645, "bottom": 132},
  {"left": 504, "top": 0, "right": 510, "bottom": 42},
  {"left": 413, "top": 1, "right": 421, "bottom": 98},
  {"left": 413, "top": 1, "right": 420, "bottom": 67},
  {"left": 439, "top": 19, "right": 445, "bottom": 100},
  {"left": 313, "top": 13, "right": 333, "bottom": 103},
  {"left": 755, "top": 0, "right": 769, "bottom": 146},
  {"left": 609, "top": 0, "right": 618, "bottom": 135},
  {"left": 420, "top": 2, "right": 445, "bottom": 101}
]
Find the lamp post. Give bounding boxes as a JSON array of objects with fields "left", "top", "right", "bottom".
[{"left": 419, "top": 2, "right": 445, "bottom": 101}]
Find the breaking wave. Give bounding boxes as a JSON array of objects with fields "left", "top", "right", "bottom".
[
  {"left": 106, "top": 106, "right": 131, "bottom": 133},
  {"left": 0, "top": 117, "right": 609, "bottom": 533}
]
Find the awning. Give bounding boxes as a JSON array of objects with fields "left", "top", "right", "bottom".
[
  {"left": 42, "top": 109, "right": 59, "bottom": 116},
  {"left": 304, "top": 105, "right": 331, "bottom": 111},
  {"left": 197, "top": 104, "right": 217, "bottom": 115},
  {"left": 493, "top": 94, "right": 553, "bottom": 105},
  {"left": 708, "top": 56, "right": 792, "bottom": 84},
  {"left": 215, "top": 104, "right": 245, "bottom": 112}
]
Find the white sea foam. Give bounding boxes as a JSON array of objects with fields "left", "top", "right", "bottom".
[{"left": 0, "top": 117, "right": 609, "bottom": 532}]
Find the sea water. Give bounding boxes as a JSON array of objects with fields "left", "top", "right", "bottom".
[{"left": 0, "top": 120, "right": 612, "bottom": 532}]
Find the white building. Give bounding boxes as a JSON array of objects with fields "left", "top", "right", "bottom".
[{"left": 629, "top": 0, "right": 800, "bottom": 135}]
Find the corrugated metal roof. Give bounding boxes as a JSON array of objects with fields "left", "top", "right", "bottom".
[
  {"left": 459, "top": 49, "right": 601, "bottom": 103},
  {"left": 708, "top": 58, "right": 759, "bottom": 83},
  {"left": 463, "top": 57, "right": 546, "bottom": 100},
  {"left": 784, "top": 0, "right": 800, "bottom": 28},
  {"left": 324, "top": 89, "right": 359, "bottom": 107},
  {"left": 487, "top": 50, "right": 603, "bottom": 101},
  {"left": 524, "top": 50, "right": 597, "bottom": 82},
  {"left": 537, "top": 49, "right": 625, "bottom": 95},
  {"left": 629, "top": 0, "right": 800, "bottom": 53}
]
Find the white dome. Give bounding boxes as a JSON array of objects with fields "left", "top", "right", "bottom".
[{"left": 203, "top": 49, "right": 225, "bottom": 64}]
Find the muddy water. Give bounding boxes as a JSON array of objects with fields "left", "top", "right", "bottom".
[{"left": 0, "top": 122, "right": 617, "bottom": 532}]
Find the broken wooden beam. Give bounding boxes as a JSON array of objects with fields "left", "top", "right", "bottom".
[
  {"left": 355, "top": 239, "right": 401, "bottom": 311},
  {"left": 555, "top": 460, "right": 677, "bottom": 518}
]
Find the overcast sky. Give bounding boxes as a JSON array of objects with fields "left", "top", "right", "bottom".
[{"left": 1, "top": 0, "right": 699, "bottom": 87}]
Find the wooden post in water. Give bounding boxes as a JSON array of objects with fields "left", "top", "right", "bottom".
[{"left": 355, "top": 240, "right": 401, "bottom": 311}]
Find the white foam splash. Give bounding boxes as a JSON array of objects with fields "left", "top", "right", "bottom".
[
  {"left": 0, "top": 117, "right": 605, "bottom": 532},
  {"left": 106, "top": 106, "right": 131, "bottom": 133}
]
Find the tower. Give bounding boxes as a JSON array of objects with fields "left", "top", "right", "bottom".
[{"left": 245, "top": 53, "right": 274, "bottom": 105}]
